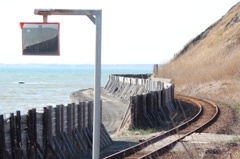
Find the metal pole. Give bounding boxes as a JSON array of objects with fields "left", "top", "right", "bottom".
[
  {"left": 43, "top": 15, "right": 48, "bottom": 22},
  {"left": 93, "top": 10, "right": 102, "bottom": 159},
  {"left": 33, "top": 9, "right": 102, "bottom": 158}
]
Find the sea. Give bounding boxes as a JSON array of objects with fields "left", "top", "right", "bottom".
[{"left": 0, "top": 64, "right": 153, "bottom": 116}]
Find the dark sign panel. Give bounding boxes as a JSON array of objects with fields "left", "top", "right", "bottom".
[{"left": 21, "top": 22, "right": 60, "bottom": 56}]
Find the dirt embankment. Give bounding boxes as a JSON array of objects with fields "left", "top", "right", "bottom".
[{"left": 71, "top": 88, "right": 129, "bottom": 134}]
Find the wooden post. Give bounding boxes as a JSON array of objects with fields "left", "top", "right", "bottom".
[
  {"left": 85, "top": 102, "right": 89, "bottom": 129},
  {"left": 161, "top": 88, "right": 169, "bottom": 114},
  {"left": 82, "top": 102, "right": 86, "bottom": 128},
  {"left": 33, "top": 109, "right": 37, "bottom": 148},
  {"left": 157, "top": 91, "right": 167, "bottom": 121},
  {"left": 78, "top": 103, "right": 83, "bottom": 131},
  {"left": 136, "top": 95, "right": 141, "bottom": 128},
  {"left": 43, "top": 107, "right": 48, "bottom": 158},
  {"left": 130, "top": 96, "right": 135, "bottom": 129},
  {"left": 10, "top": 113, "right": 16, "bottom": 159},
  {"left": 139, "top": 94, "right": 144, "bottom": 127},
  {"left": 152, "top": 91, "right": 162, "bottom": 126},
  {"left": 55, "top": 105, "right": 61, "bottom": 136},
  {"left": 27, "top": 110, "right": 31, "bottom": 159},
  {"left": 100, "top": 100, "right": 102, "bottom": 125},
  {"left": 67, "top": 104, "right": 72, "bottom": 134},
  {"left": 171, "top": 84, "right": 176, "bottom": 110},
  {"left": 72, "top": 103, "right": 76, "bottom": 129},
  {"left": 58, "top": 104, "right": 65, "bottom": 154},
  {"left": 135, "top": 95, "right": 139, "bottom": 128},
  {"left": 146, "top": 93, "right": 157, "bottom": 127},
  {"left": 0, "top": 115, "right": 6, "bottom": 159},
  {"left": 67, "top": 104, "right": 73, "bottom": 151},
  {"left": 27, "top": 109, "right": 37, "bottom": 159},
  {"left": 161, "top": 88, "right": 171, "bottom": 121},
  {"left": 88, "top": 101, "right": 93, "bottom": 132},
  {"left": 16, "top": 111, "right": 22, "bottom": 158},
  {"left": 42, "top": 107, "right": 48, "bottom": 157},
  {"left": 142, "top": 93, "right": 154, "bottom": 128},
  {"left": 60, "top": 105, "right": 64, "bottom": 133},
  {"left": 47, "top": 106, "right": 53, "bottom": 145}
]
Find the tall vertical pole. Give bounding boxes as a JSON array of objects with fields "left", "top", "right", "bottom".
[
  {"left": 43, "top": 15, "right": 48, "bottom": 22},
  {"left": 34, "top": 9, "right": 103, "bottom": 158},
  {"left": 93, "top": 10, "right": 102, "bottom": 159}
]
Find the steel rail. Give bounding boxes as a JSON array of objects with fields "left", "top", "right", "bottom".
[
  {"left": 103, "top": 94, "right": 219, "bottom": 159},
  {"left": 135, "top": 95, "right": 219, "bottom": 159}
]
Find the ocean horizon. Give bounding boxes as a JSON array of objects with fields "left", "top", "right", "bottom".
[{"left": 0, "top": 64, "right": 153, "bottom": 116}]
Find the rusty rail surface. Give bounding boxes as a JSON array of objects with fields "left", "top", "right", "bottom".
[{"left": 103, "top": 94, "right": 219, "bottom": 159}]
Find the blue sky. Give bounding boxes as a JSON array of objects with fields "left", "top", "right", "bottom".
[{"left": 0, "top": 0, "right": 239, "bottom": 64}]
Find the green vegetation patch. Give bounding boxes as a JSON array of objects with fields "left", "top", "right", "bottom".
[
  {"left": 233, "top": 105, "right": 240, "bottom": 110},
  {"left": 228, "top": 137, "right": 239, "bottom": 143},
  {"left": 127, "top": 128, "right": 156, "bottom": 135}
]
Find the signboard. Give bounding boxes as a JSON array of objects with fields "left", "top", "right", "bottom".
[{"left": 20, "top": 22, "right": 60, "bottom": 55}]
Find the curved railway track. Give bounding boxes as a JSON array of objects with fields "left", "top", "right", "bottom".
[{"left": 103, "top": 94, "right": 219, "bottom": 159}]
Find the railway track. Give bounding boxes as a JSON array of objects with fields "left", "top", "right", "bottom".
[{"left": 103, "top": 94, "right": 219, "bottom": 159}]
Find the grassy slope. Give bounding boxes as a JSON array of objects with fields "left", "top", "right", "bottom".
[{"left": 157, "top": 2, "right": 240, "bottom": 106}]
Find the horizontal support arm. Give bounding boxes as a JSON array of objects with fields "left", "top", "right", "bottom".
[{"left": 34, "top": 9, "right": 101, "bottom": 16}]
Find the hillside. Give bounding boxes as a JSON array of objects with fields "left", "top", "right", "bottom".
[{"left": 157, "top": 2, "right": 240, "bottom": 107}]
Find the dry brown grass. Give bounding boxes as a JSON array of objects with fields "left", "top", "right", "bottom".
[
  {"left": 157, "top": 2, "right": 240, "bottom": 106},
  {"left": 152, "top": 3, "right": 240, "bottom": 158},
  {"left": 159, "top": 51, "right": 240, "bottom": 85}
]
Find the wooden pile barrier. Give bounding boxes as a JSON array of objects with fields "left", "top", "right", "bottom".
[
  {"left": 128, "top": 90, "right": 173, "bottom": 129},
  {"left": 105, "top": 74, "right": 177, "bottom": 130},
  {"left": 105, "top": 75, "right": 165, "bottom": 100},
  {"left": 0, "top": 101, "right": 112, "bottom": 159}
]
